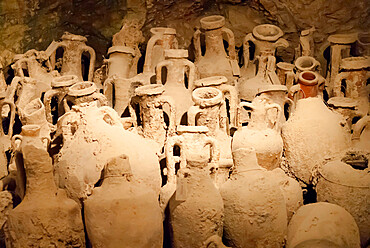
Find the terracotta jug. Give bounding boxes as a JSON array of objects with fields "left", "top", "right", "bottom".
[
  {"left": 11, "top": 49, "right": 56, "bottom": 96},
  {"left": 12, "top": 125, "right": 50, "bottom": 199},
  {"left": 168, "top": 156, "right": 224, "bottom": 248},
  {"left": 156, "top": 49, "right": 195, "bottom": 125},
  {"left": 84, "top": 154, "right": 163, "bottom": 248},
  {"left": 296, "top": 27, "right": 315, "bottom": 57},
  {"left": 232, "top": 100, "right": 283, "bottom": 170},
  {"left": 4, "top": 144, "right": 85, "bottom": 247},
  {"left": 46, "top": 32, "right": 96, "bottom": 81},
  {"left": 287, "top": 202, "right": 361, "bottom": 248},
  {"left": 242, "top": 24, "right": 288, "bottom": 77},
  {"left": 327, "top": 96, "right": 364, "bottom": 130},
  {"left": 288, "top": 71, "right": 324, "bottom": 101},
  {"left": 188, "top": 86, "right": 232, "bottom": 187},
  {"left": 193, "top": 15, "right": 240, "bottom": 84},
  {"left": 160, "top": 125, "right": 219, "bottom": 210},
  {"left": 276, "top": 62, "right": 295, "bottom": 89},
  {"left": 20, "top": 99, "right": 51, "bottom": 141},
  {"left": 143, "top": 27, "right": 178, "bottom": 73},
  {"left": 63, "top": 81, "right": 108, "bottom": 111},
  {"left": 44, "top": 75, "right": 78, "bottom": 124},
  {"left": 316, "top": 157, "right": 369, "bottom": 246},
  {"left": 281, "top": 95, "right": 350, "bottom": 185},
  {"left": 194, "top": 76, "right": 239, "bottom": 129},
  {"left": 352, "top": 115, "right": 370, "bottom": 150},
  {"left": 0, "top": 96, "right": 15, "bottom": 178},
  {"left": 254, "top": 85, "right": 294, "bottom": 130},
  {"left": 237, "top": 53, "right": 280, "bottom": 101},
  {"left": 54, "top": 102, "right": 161, "bottom": 201},
  {"left": 220, "top": 148, "right": 287, "bottom": 248},
  {"left": 103, "top": 46, "right": 139, "bottom": 116},
  {"left": 133, "top": 84, "right": 176, "bottom": 156},
  {"left": 5, "top": 76, "right": 38, "bottom": 113},
  {"left": 326, "top": 33, "right": 358, "bottom": 97}
]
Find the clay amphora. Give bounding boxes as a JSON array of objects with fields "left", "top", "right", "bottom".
[
  {"left": 232, "top": 100, "right": 283, "bottom": 170},
  {"left": 220, "top": 148, "right": 287, "bottom": 248},
  {"left": 286, "top": 202, "right": 361, "bottom": 248},
  {"left": 327, "top": 97, "right": 364, "bottom": 130},
  {"left": 11, "top": 49, "right": 56, "bottom": 96},
  {"left": 316, "top": 158, "right": 369, "bottom": 246},
  {"left": 4, "top": 144, "right": 85, "bottom": 247},
  {"left": 0, "top": 96, "right": 15, "bottom": 178},
  {"left": 276, "top": 62, "right": 295, "bottom": 89},
  {"left": 160, "top": 125, "right": 219, "bottom": 210},
  {"left": 281, "top": 96, "right": 350, "bottom": 185},
  {"left": 333, "top": 57, "right": 370, "bottom": 114},
  {"left": 63, "top": 81, "right": 108, "bottom": 111},
  {"left": 11, "top": 125, "right": 50, "bottom": 199},
  {"left": 270, "top": 168, "right": 303, "bottom": 221},
  {"left": 168, "top": 157, "right": 224, "bottom": 248},
  {"left": 326, "top": 33, "right": 358, "bottom": 97},
  {"left": 156, "top": 49, "right": 195, "bottom": 125},
  {"left": 237, "top": 53, "right": 280, "bottom": 101},
  {"left": 194, "top": 15, "right": 240, "bottom": 84},
  {"left": 103, "top": 46, "right": 139, "bottom": 116},
  {"left": 294, "top": 56, "right": 320, "bottom": 73},
  {"left": 288, "top": 71, "right": 324, "bottom": 101},
  {"left": 242, "top": 24, "right": 288, "bottom": 77},
  {"left": 46, "top": 32, "right": 96, "bottom": 81},
  {"left": 55, "top": 102, "right": 161, "bottom": 201},
  {"left": 44, "top": 75, "right": 78, "bottom": 124},
  {"left": 254, "top": 85, "right": 294, "bottom": 130},
  {"left": 5, "top": 76, "right": 38, "bottom": 114},
  {"left": 194, "top": 76, "right": 239, "bottom": 129},
  {"left": 133, "top": 84, "right": 176, "bottom": 155},
  {"left": 84, "top": 154, "right": 163, "bottom": 248},
  {"left": 295, "top": 27, "right": 315, "bottom": 57},
  {"left": 20, "top": 99, "right": 51, "bottom": 141},
  {"left": 143, "top": 27, "right": 178, "bottom": 73},
  {"left": 188, "top": 86, "right": 232, "bottom": 187}
]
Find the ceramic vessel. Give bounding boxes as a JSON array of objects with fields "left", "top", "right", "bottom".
[
  {"left": 46, "top": 32, "right": 96, "bottom": 81},
  {"left": 282, "top": 96, "right": 350, "bottom": 185},
  {"left": 0, "top": 96, "right": 15, "bottom": 178},
  {"left": 327, "top": 96, "right": 364, "bottom": 130},
  {"left": 4, "top": 144, "right": 85, "bottom": 247},
  {"left": 316, "top": 158, "right": 369, "bottom": 246},
  {"left": 188, "top": 86, "right": 232, "bottom": 187},
  {"left": 84, "top": 154, "right": 163, "bottom": 248},
  {"left": 44, "top": 75, "right": 78, "bottom": 124},
  {"left": 286, "top": 202, "right": 361, "bottom": 248},
  {"left": 63, "top": 81, "right": 108, "bottom": 111},
  {"left": 276, "top": 62, "right": 295, "bottom": 89},
  {"left": 194, "top": 15, "right": 239, "bottom": 83},
  {"left": 232, "top": 100, "right": 283, "bottom": 170},
  {"left": 160, "top": 125, "right": 219, "bottom": 210},
  {"left": 352, "top": 115, "right": 370, "bottom": 150},
  {"left": 168, "top": 157, "right": 224, "bottom": 248},
  {"left": 220, "top": 148, "right": 287, "bottom": 248},
  {"left": 54, "top": 102, "right": 161, "bottom": 201},
  {"left": 156, "top": 49, "right": 195, "bottom": 125},
  {"left": 5, "top": 76, "right": 38, "bottom": 113},
  {"left": 194, "top": 76, "right": 239, "bottom": 129},
  {"left": 242, "top": 24, "right": 288, "bottom": 77},
  {"left": 133, "top": 84, "right": 176, "bottom": 155},
  {"left": 143, "top": 27, "right": 178, "bottom": 73},
  {"left": 288, "top": 71, "right": 324, "bottom": 101}
]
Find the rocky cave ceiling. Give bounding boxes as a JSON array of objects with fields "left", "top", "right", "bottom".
[{"left": 0, "top": 0, "right": 369, "bottom": 67}]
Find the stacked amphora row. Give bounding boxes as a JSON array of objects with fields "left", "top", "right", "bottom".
[{"left": 0, "top": 14, "right": 368, "bottom": 248}]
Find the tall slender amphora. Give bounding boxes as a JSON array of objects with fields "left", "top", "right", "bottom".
[
  {"left": 156, "top": 49, "right": 195, "bottom": 125},
  {"left": 194, "top": 15, "right": 240, "bottom": 84},
  {"left": 84, "top": 154, "right": 163, "bottom": 248},
  {"left": 46, "top": 32, "right": 96, "bottom": 81},
  {"left": 143, "top": 27, "right": 178, "bottom": 73},
  {"left": 168, "top": 156, "right": 224, "bottom": 248},
  {"left": 5, "top": 144, "right": 85, "bottom": 247}
]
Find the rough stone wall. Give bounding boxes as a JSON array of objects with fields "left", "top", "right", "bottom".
[{"left": 0, "top": 0, "right": 368, "bottom": 67}]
